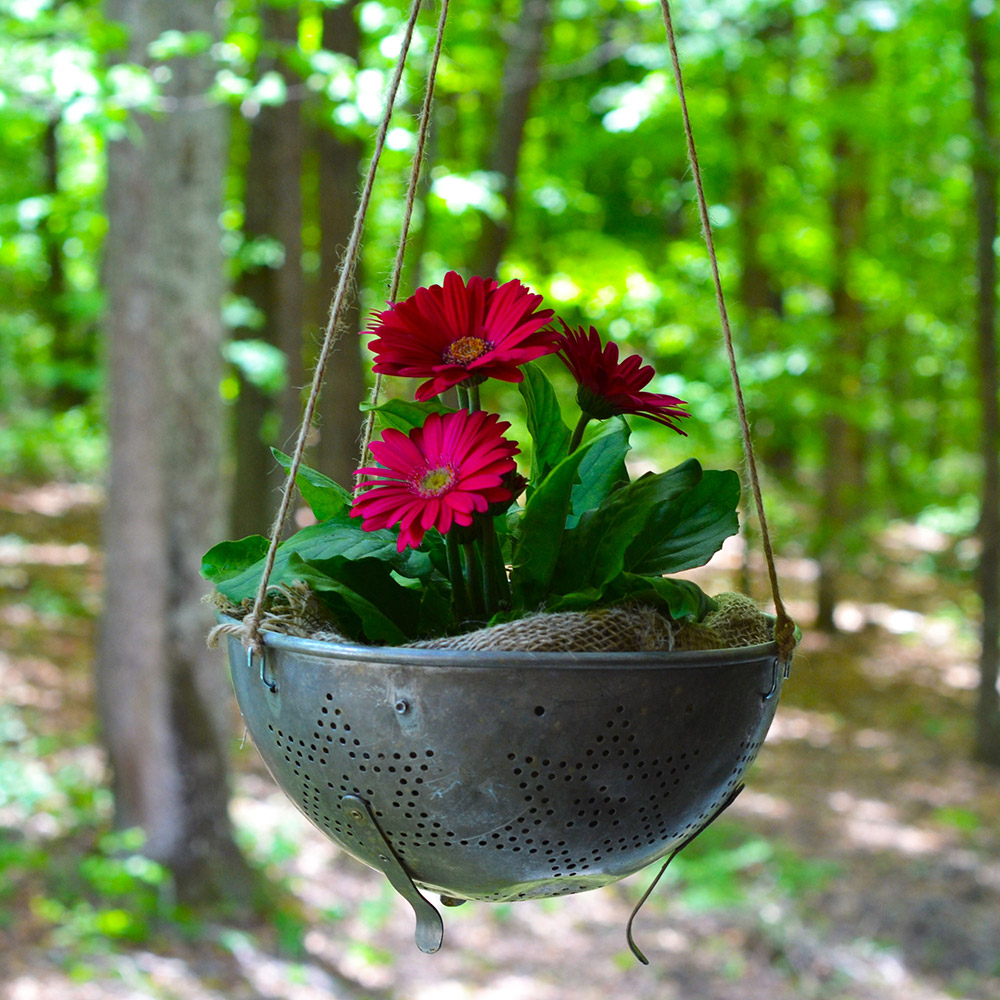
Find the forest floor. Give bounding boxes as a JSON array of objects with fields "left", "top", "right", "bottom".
[{"left": 1, "top": 481, "right": 999, "bottom": 1000}]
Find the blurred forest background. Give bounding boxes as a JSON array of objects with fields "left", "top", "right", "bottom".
[{"left": 2, "top": 0, "right": 1000, "bottom": 997}]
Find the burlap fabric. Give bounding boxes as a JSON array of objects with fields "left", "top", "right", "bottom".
[{"left": 208, "top": 586, "right": 774, "bottom": 653}]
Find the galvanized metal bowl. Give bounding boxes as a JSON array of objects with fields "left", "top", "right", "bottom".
[{"left": 221, "top": 621, "right": 784, "bottom": 951}]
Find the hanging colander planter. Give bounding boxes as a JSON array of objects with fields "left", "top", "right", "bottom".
[
  {"left": 205, "top": 0, "right": 798, "bottom": 963},
  {"left": 219, "top": 626, "right": 784, "bottom": 954}
]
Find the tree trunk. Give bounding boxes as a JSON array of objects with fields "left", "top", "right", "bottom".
[
  {"left": 472, "top": 0, "right": 551, "bottom": 279},
  {"left": 815, "top": 42, "right": 873, "bottom": 632},
  {"left": 231, "top": 2, "right": 305, "bottom": 538},
  {"left": 727, "top": 58, "right": 788, "bottom": 600},
  {"left": 968, "top": 2, "right": 1000, "bottom": 767},
  {"left": 406, "top": 112, "right": 438, "bottom": 293},
  {"left": 42, "top": 113, "right": 91, "bottom": 412},
  {"left": 99, "top": 0, "right": 251, "bottom": 902},
  {"left": 42, "top": 116, "right": 66, "bottom": 322},
  {"left": 309, "top": 0, "right": 367, "bottom": 490}
]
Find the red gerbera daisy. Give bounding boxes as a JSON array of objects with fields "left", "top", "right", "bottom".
[
  {"left": 556, "top": 322, "right": 690, "bottom": 434},
  {"left": 351, "top": 409, "right": 520, "bottom": 551},
  {"left": 366, "top": 271, "right": 558, "bottom": 401}
]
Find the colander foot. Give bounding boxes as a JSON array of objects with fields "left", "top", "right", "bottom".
[{"left": 340, "top": 795, "right": 444, "bottom": 954}]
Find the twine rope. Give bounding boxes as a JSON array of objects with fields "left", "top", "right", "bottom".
[
  {"left": 357, "top": 0, "right": 452, "bottom": 483},
  {"left": 245, "top": 0, "right": 429, "bottom": 652},
  {"left": 659, "top": 0, "right": 796, "bottom": 662}
]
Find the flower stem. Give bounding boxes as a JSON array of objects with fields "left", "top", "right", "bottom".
[
  {"left": 462, "top": 541, "right": 486, "bottom": 618},
  {"left": 569, "top": 412, "right": 591, "bottom": 453},
  {"left": 456, "top": 385, "right": 470, "bottom": 412},
  {"left": 481, "top": 517, "right": 508, "bottom": 616},
  {"left": 469, "top": 384, "right": 481, "bottom": 412},
  {"left": 446, "top": 532, "right": 470, "bottom": 623}
]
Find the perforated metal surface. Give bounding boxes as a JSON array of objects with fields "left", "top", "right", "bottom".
[{"left": 224, "top": 625, "right": 782, "bottom": 902}]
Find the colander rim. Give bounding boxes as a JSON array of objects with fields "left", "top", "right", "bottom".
[{"left": 218, "top": 614, "right": 780, "bottom": 669}]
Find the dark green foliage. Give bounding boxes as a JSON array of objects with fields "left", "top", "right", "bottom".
[
  {"left": 272, "top": 447, "right": 352, "bottom": 519},
  {"left": 507, "top": 427, "right": 598, "bottom": 610},
  {"left": 517, "top": 363, "right": 572, "bottom": 484}
]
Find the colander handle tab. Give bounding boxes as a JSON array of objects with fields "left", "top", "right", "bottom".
[
  {"left": 626, "top": 782, "right": 746, "bottom": 965},
  {"left": 340, "top": 794, "right": 444, "bottom": 954}
]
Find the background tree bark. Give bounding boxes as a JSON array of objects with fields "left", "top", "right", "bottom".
[
  {"left": 727, "top": 30, "right": 789, "bottom": 599},
  {"left": 230, "top": 1, "right": 305, "bottom": 538},
  {"left": 99, "top": 0, "right": 250, "bottom": 901},
  {"left": 309, "top": 0, "right": 366, "bottom": 490},
  {"left": 471, "top": 0, "right": 551, "bottom": 279},
  {"left": 815, "top": 38, "right": 874, "bottom": 632},
  {"left": 968, "top": 2, "right": 1000, "bottom": 767}
]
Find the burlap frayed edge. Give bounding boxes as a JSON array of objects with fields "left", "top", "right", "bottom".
[
  {"left": 205, "top": 583, "right": 346, "bottom": 649},
  {"left": 206, "top": 586, "right": 775, "bottom": 654}
]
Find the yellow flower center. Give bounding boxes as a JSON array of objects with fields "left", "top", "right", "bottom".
[
  {"left": 444, "top": 336, "right": 491, "bottom": 365},
  {"left": 416, "top": 465, "right": 456, "bottom": 497}
]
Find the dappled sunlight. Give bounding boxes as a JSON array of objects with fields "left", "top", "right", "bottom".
[
  {"left": 732, "top": 789, "right": 794, "bottom": 821},
  {"left": 412, "top": 974, "right": 568, "bottom": 1000},
  {"left": 0, "top": 538, "right": 93, "bottom": 567},
  {"left": 217, "top": 927, "right": 356, "bottom": 1000},
  {"left": 853, "top": 727, "right": 892, "bottom": 749},
  {"left": 831, "top": 602, "right": 966, "bottom": 656},
  {"left": 827, "top": 790, "right": 945, "bottom": 855},
  {"left": 4, "top": 653, "right": 66, "bottom": 711},
  {"left": 764, "top": 708, "right": 839, "bottom": 747},
  {"left": 0, "top": 484, "right": 101, "bottom": 518}
]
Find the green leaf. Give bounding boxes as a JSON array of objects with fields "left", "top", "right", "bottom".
[
  {"left": 284, "top": 554, "right": 408, "bottom": 645},
  {"left": 518, "top": 363, "right": 571, "bottom": 483},
  {"left": 201, "top": 535, "right": 269, "bottom": 585},
  {"left": 608, "top": 574, "right": 717, "bottom": 621},
  {"left": 304, "top": 554, "right": 452, "bottom": 642},
  {"left": 223, "top": 339, "right": 287, "bottom": 394},
  {"left": 568, "top": 417, "right": 630, "bottom": 524},
  {"left": 509, "top": 424, "right": 614, "bottom": 611},
  {"left": 148, "top": 29, "right": 214, "bottom": 59},
  {"left": 540, "top": 587, "right": 605, "bottom": 612},
  {"left": 209, "top": 514, "right": 401, "bottom": 603},
  {"left": 625, "top": 469, "right": 741, "bottom": 576},
  {"left": 360, "top": 398, "right": 454, "bottom": 435},
  {"left": 553, "top": 460, "right": 703, "bottom": 595},
  {"left": 541, "top": 576, "right": 714, "bottom": 621},
  {"left": 416, "top": 575, "right": 454, "bottom": 637},
  {"left": 272, "top": 448, "right": 351, "bottom": 521}
]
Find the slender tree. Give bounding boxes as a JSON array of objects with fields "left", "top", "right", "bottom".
[
  {"left": 968, "top": 1, "right": 1000, "bottom": 767},
  {"left": 726, "top": 15, "right": 792, "bottom": 597},
  {"left": 815, "top": 33, "right": 874, "bottom": 632},
  {"left": 99, "top": 0, "right": 251, "bottom": 900},
  {"left": 310, "top": 0, "right": 366, "bottom": 489},
  {"left": 472, "top": 0, "right": 551, "bottom": 278},
  {"left": 230, "top": 1, "right": 306, "bottom": 538},
  {"left": 41, "top": 117, "right": 66, "bottom": 332}
]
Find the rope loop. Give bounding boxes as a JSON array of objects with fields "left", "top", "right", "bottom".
[{"left": 659, "top": 0, "right": 797, "bottom": 659}]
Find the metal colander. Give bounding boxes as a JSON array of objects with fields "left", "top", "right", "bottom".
[{"left": 223, "top": 624, "right": 784, "bottom": 953}]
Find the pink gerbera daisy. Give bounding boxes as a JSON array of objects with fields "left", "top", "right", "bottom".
[
  {"left": 366, "top": 271, "right": 558, "bottom": 401},
  {"left": 556, "top": 322, "right": 690, "bottom": 434},
  {"left": 351, "top": 409, "right": 520, "bottom": 551}
]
